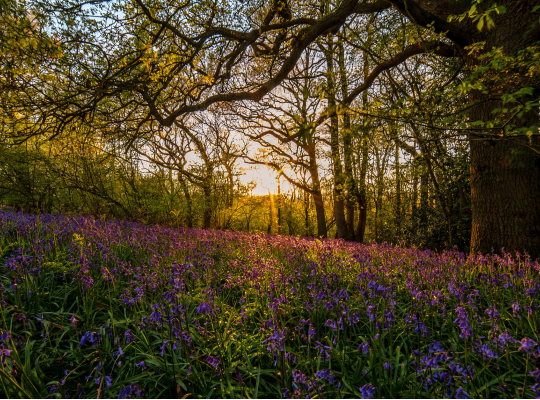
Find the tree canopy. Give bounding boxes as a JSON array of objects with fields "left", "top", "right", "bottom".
[{"left": 1, "top": 0, "right": 539, "bottom": 256}]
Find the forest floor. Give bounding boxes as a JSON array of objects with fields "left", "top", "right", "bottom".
[{"left": 0, "top": 211, "right": 539, "bottom": 399}]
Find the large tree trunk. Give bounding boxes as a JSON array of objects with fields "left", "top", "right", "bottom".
[
  {"left": 380, "top": 0, "right": 539, "bottom": 256},
  {"left": 467, "top": 1, "right": 540, "bottom": 257},
  {"left": 470, "top": 133, "right": 540, "bottom": 257},
  {"left": 333, "top": 188, "right": 348, "bottom": 239},
  {"left": 469, "top": 119, "right": 540, "bottom": 256}
]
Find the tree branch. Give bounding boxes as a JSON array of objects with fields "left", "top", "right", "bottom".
[
  {"left": 385, "top": 0, "right": 471, "bottom": 47},
  {"left": 282, "top": 40, "right": 460, "bottom": 143}
]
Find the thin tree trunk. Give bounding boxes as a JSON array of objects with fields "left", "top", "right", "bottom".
[
  {"left": 268, "top": 189, "right": 278, "bottom": 235},
  {"left": 395, "top": 141, "right": 401, "bottom": 240},
  {"left": 375, "top": 150, "right": 384, "bottom": 242},
  {"left": 356, "top": 53, "right": 370, "bottom": 243},
  {"left": 306, "top": 143, "right": 327, "bottom": 238},
  {"left": 356, "top": 189, "right": 367, "bottom": 242},
  {"left": 277, "top": 175, "right": 281, "bottom": 235},
  {"left": 338, "top": 37, "right": 357, "bottom": 240},
  {"left": 178, "top": 173, "right": 193, "bottom": 228},
  {"left": 304, "top": 188, "right": 311, "bottom": 236},
  {"left": 313, "top": 191, "right": 327, "bottom": 239},
  {"left": 202, "top": 182, "right": 212, "bottom": 229},
  {"left": 411, "top": 125, "right": 454, "bottom": 247},
  {"left": 226, "top": 165, "right": 234, "bottom": 208},
  {"left": 420, "top": 162, "right": 429, "bottom": 212},
  {"left": 412, "top": 166, "right": 418, "bottom": 221},
  {"left": 459, "top": 185, "right": 471, "bottom": 217},
  {"left": 322, "top": 34, "right": 348, "bottom": 239}
]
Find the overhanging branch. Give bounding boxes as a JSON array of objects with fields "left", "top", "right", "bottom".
[{"left": 282, "top": 40, "right": 460, "bottom": 143}]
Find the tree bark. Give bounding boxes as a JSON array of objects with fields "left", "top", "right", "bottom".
[
  {"left": 395, "top": 141, "right": 401, "bottom": 239},
  {"left": 276, "top": 175, "right": 282, "bottom": 235},
  {"left": 322, "top": 34, "right": 348, "bottom": 239},
  {"left": 225, "top": 165, "right": 234, "bottom": 208},
  {"left": 420, "top": 161, "right": 428, "bottom": 213},
  {"left": 470, "top": 134, "right": 540, "bottom": 257},
  {"left": 411, "top": 124, "right": 454, "bottom": 247},
  {"left": 338, "top": 37, "right": 358, "bottom": 240},
  {"left": 412, "top": 170, "right": 418, "bottom": 221},
  {"left": 304, "top": 188, "right": 311, "bottom": 236},
  {"left": 356, "top": 189, "right": 368, "bottom": 242},
  {"left": 466, "top": 1, "right": 540, "bottom": 257},
  {"left": 356, "top": 53, "right": 370, "bottom": 243},
  {"left": 178, "top": 173, "right": 193, "bottom": 228},
  {"left": 202, "top": 182, "right": 212, "bottom": 229},
  {"left": 306, "top": 143, "right": 327, "bottom": 238},
  {"left": 313, "top": 191, "right": 327, "bottom": 239},
  {"left": 268, "top": 189, "right": 278, "bottom": 235},
  {"left": 375, "top": 148, "right": 385, "bottom": 241}
]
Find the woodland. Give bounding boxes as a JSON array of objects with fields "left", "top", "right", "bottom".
[
  {"left": 1, "top": 1, "right": 540, "bottom": 398},
  {"left": 1, "top": 0, "right": 539, "bottom": 255}
]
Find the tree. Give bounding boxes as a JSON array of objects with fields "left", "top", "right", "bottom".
[
  {"left": 133, "top": 109, "right": 246, "bottom": 229},
  {"left": 8, "top": 0, "right": 540, "bottom": 255},
  {"left": 237, "top": 48, "right": 330, "bottom": 238}
]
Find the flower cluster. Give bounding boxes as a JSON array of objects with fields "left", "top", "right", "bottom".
[{"left": 0, "top": 210, "right": 539, "bottom": 398}]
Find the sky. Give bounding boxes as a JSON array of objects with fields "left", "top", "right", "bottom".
[{"left": 240, "top": 161, "right": 293, "bottom": 196}]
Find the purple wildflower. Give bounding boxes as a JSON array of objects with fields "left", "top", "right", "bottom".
[
  {"left": 196, "top": 301, "right": 214, "bottom": 315},
  {"left": 455, "top": 387, "right": 470, "bottom": 399},
  {"left": 359, "top": 383, "right": 376, "bottom": 399},
  {"left": 518, "top": 337, "right": 537, "bottom": 354},
  {"left": 118, "top": 382, "right": 143, "bottom": 399},
  {"left": 314, "top": 368, "right": 336, "bottom": 384},
  {"left": 0, "top": 346, "right": 11, "bottom": 364},
  {"left": 314, "top": 341, "right": 332, "bottom": 361},
  {"left": 125, "top": 330, "right": 135, "bottom": 343},
  {"left": 359, "top": 342, "right": 370, "bottom": 355}
]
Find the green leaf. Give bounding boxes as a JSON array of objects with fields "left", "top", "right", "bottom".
[
  {"left": 514, "top": 87, "right": 534, "bottom": 97},
  {"left": 486, "top": 15, "right": 496, "bottom": 29},
  {"left": 254, "top": 366, "right": 261, "bottom": 399},
  {"left": 477, "top": 16, "right": 485, "bottom": 31}
]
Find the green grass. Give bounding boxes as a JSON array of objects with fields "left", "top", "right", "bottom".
[{"left": 0, "top": 212, "right": 539, "bottom": 399}]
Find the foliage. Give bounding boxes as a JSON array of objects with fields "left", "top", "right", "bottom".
[{"left": 1, "top": 211, "right": 539, "bottom": 398}]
